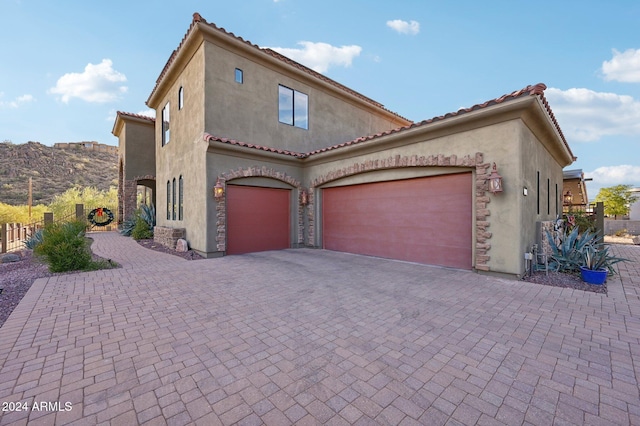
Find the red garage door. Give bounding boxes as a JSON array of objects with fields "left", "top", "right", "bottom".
[
  {"left": 227, "top": 185, "right": 290, "bottom": 255},
  {"left": 323, "top": 173, "right": 472, "bottom": 269}
]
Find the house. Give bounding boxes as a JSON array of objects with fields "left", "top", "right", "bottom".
[
  {"left": 112, "top": 13, "right": 576, "bottom": 278},
  {"left": 54, "top": 141, "right": 118, "bottom": 154},
  {"left": 562, "top": 169, "right": 590, "bottom": 212}
]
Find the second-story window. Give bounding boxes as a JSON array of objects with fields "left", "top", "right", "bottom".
[
  {"left": 162, "top": 102, "right": 170, "bottom": 146},
  {"left": 278, "top": 85, "right": 308, "bottom": 129},
  {"left": 235, "top": 68, "right": 243, "bottom": 84},
  {"left": 178, "top": 87, "right": 184, "bottom": 110}
]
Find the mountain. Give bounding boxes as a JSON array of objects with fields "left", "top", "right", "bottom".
[{"left": 0, "top": 141, "right": 118, "bottom": 205}]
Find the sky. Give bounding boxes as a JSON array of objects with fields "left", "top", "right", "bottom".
[{"left": 1, "top": 0, "right": 639, "bottom": 200}]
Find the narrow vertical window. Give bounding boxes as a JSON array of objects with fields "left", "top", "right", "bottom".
[
  {"left": 555, "top": 183, "right": 559, "bottom": 215},
  {"left": 235, "top": 68, "right": 243, "bottom": 84},
  {"left": 179, "top": 175, "right": 184, "bottom": 220},
  {"left": 294, "top": 91, "right": 309, "bottom": 129},
  {"left": 178, "top": 87, "right": 184, "bottom": 110},
  {"left": 547, "top": 178, "right": 551, "bottom": 215},
  {"left": 537, "top": 172, "right": 540, "bottom": 215},
  {"left": 278, "top": 85, "right": 294, "bottom": 125},
  {"left": 167, "top": 181, "right": 171, "bottom": 220},
  {"left": 172, "top": 178, "right": 177, "bottom": 220},
  {"left": 162, "top": 102, "right": 170, "bottom": 145}
]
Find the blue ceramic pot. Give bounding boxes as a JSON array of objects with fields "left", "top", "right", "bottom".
[{"left": 580, "top": 266, "right": 607, "bottom": 285}]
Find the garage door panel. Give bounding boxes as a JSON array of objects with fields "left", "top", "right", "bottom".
[
  {"left": 227, "top": 185, "right": 290, "bottom": 255},
  {"left": 323, "top": 173, "right": 472, "bottom": 269}
]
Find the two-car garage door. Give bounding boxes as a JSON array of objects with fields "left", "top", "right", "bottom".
[{"left": 322, "top": 173, "right": 473, "bottom": 269}]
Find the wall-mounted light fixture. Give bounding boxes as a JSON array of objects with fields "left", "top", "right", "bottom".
[
  {"left": 213, "top": 179, "right": 224, "bottom": 199},
  {"left": 300, "top": 189, "right": 308, "bottom": 206},
  {"left": 563, "top": 190, "right": 573, "bottom": 206},
  {"left": 488, "top": 163, "right": 503, "bottom": 194}
]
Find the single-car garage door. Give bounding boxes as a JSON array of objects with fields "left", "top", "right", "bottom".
[
  {"left": 227, "top": 185, "right": 290, "bottom": 255},
  {"left": 322, "top": 173, "right": 472, "bottom": 269}
]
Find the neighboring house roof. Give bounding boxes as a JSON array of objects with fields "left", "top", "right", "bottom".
[
  {"left": 206, "top": 83, "right": 576, "bottom": 163},
  {"left": 147, "top": 13, "right": 409, "bottom": 123},
  {"left": 111, "top": 111, "right": 156, "bottom": 137}
]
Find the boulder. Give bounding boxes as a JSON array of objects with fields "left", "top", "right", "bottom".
[
  {"left": 1, "top": 253, "right": 21, "bottom": 263},
  {"left": 176, "top": 239, "right": 189, "bottom": 253}
]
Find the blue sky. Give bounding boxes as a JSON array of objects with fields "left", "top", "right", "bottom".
[{"left": 1, "top": 0, "right": 639, "bottom": 199}]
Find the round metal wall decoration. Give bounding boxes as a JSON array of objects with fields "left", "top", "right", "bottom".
[{"left": 88, "top": 207, "right": 115, "bottom": 226}]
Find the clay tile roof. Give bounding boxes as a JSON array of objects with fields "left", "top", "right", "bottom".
[
  {"left": 147, "top": 13, "right": 409, "bottom": 122},
  {"left": 306, "top": 83, "right": 575, "bottom": 160},
  {"left": 204, "top": 84, "right": 574, "bottom": 162},
  {"left": 204, "top": 133, "right": 307, "bottom": 158},
  {"left": 116, "top": 111, "right": 156, "bottom": 122}
]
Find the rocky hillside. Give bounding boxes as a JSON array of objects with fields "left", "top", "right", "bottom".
[{"left": 0, "top": 141, "right": 118, "bottom": 205}]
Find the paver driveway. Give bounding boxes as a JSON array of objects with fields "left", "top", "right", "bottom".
[{"left": 1, "top": 232, "right": 639, "bottom": 425}]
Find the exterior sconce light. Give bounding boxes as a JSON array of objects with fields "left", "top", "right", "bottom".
[
  {"left": 563, "top": 190, "right": 573, "bottom": 206},
  {"left": 300, "top": 189, "right": 308, "bottom": 206},
  {"left": 488, "top": 163, "right": 503, "bottom": 194},
  {"left": 213, "top": 179, "right": 224, "bottom": 199}
]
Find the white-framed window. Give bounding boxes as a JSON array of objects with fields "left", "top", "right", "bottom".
[
  {"left": 178, "top": 87, "right": 184, "bottom": 110},
  {"left": 235, "top": 68, "right": 243, "bottom": 84},
  {"left": 162, "top": 102, "right": 170, "bottom": 145}
]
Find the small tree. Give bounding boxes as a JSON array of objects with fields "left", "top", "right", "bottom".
[{"left": 594, "top": 184, "right": 639, "bottom": 217}]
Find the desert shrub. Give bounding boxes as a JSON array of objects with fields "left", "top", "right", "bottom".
[
  {"left": 131, "top": 216, "right": 153, "bottom": 240},
  {"left": 614, "top": 228, "right": 628, "bottom": 237},
  {"left": 120, "top": 203, "right": 155, "bottom": 237},
  {"left": 35, "top": 220, "right": 92, "bottom": 272}
]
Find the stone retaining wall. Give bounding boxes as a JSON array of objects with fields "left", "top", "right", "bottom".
[{"left": 154, "top": 226, "right": 185, "bottom": 250}]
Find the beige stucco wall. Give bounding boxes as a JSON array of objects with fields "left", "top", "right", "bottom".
[
  {"left": 301, "top": 108, "right": 569, "bottom": 278},
  {"left": 202, "top": 42, "right": 408, "bottom": 153},
  {"left": 119, "top": 121, "right": 155, "bottom": 181},
  {"left": 154, "top": 43, "right": 208, "bottom": 251}
]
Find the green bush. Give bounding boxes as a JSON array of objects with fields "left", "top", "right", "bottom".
[
  {"left": 35, "top": 220, "right": 92, "bottom": 272},
  {"left": 131, "top": 216, "right": 153, "bottom": 240},
  {"left": 120, "top": 203, "right": 155, "bottom": 237}
]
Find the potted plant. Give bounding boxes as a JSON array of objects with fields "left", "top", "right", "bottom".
[{"left": 579, "top": 243, "right": 625, "bottom": 285}]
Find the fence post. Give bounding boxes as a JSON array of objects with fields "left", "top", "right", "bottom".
[
  {"left": 76, "top": 204, "right": 84, "bottom": 222},
  {"left": 44, "top": 212, "right": 54, "bottom": 225},
  {"left": 1, "top": 223, "right": 7, "bottom": 254},
  {"left": 595, "top": 202, "right": 605, "bottom": 240}
]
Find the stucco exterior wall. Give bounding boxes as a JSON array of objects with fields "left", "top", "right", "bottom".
[
  {"left": 121, "top": 121, "right": 155, "bottom": 181},
  {"left": 202, "top": 42, "right": 408, "bottom": 153},
  {"left": 303, "top": 120, "right": 524, "bottom": 275},
  {"left": 155, "top": 44, "right": 207, "bottom": 251},
  {"left": 517, "top": 123, "right": 565, "bottom": 274}
]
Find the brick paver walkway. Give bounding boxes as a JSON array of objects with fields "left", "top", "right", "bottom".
[{"left": 0, "top": 232, "right": 639, "bottom": 425}]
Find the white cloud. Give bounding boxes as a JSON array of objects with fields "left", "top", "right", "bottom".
[
  {"left": 269, "top": 42, "right": 362, "bottom": 73},
  {"left": 545, "top": 87, "right": 640, "bottom": 142},
  {"left": 601, "top": 48, "right": 640, "bottom": 83},
  {"left": 49, "top": 59, "right": 128, "bottom": 103},
  {"left": 386, "top": 19, "right": 420, "bottom": 35},
  {"left": 0, "top": 92, "right": 34, "bottom": 108},
  {"left": 137, "top": 109, "right": 156, "bottom": 118},
  {"left": 586, "top": 165, "right": 640, "bottom": 186}
]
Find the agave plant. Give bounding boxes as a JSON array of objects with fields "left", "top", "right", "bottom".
[
  {"left": 582, "top": 243, "right": 626, "bottom": 274},
  {"left": 120, "top": 203, "right": 156, "bottom": 237},
  {"left": 23, "top": 228, "right": 44, "bottom": 250},
  {"left": 545, "top": 226, "right": 598, "bottom": 273}
]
